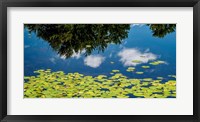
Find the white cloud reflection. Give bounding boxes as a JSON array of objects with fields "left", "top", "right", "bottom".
[
  {"left": 49, "top": 57, "right": 56, "bottom": 64},
  {"left": 84, "top": 55, "right": 105, "bottom": 68},
  {"left": 131, "top": 24, "right": 145, "bottom": 27},
  {"left": 109, "top": 53, "right": 113, "bottom": 58},
  {"left": 59, "top": 50, "right": 86, "bottom": 60},
  {"left": 118, "top": 48, "right": 157, "bottom": 66}
]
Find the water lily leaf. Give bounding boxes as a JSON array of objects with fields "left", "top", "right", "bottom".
[
  {"left": 136, "top": 72, "right": 144, "bottom": 74},
  {"left": 141, "top": 66, "right": 150, "bottom": 69},
  {"left": 24, "top": 76, "right": 30, "bottom": 80},
  {"left": 149, "top": 60, "right": 165, "bottom": 65},
  {"left": 141, "top": 82, "right": 150, "bottom": 86},
  {"left": 24, "top": 69, "right": 176, "bottom": 98},
  {"left": 133, "top": 92, "right": 144, "bottom": 97},
  {"left": 165, "top": 80, "right": 176, "bottom": 85},
  {"left": 127, "top": 67, "right": 135, "bottom": 70},
  {"left": 157, "top": 77, "right": 163, "bottom": 80},
  {"left": 112, "top": 70, "right": 120, "bottom": 73},
  {"left": 126, "top": 67, "right": 135, "bottom": 72},
  {"left": 132, "top": 60, "right": 142, "bottom": 63},
  {"left": 168, "top": 75, "right": 176, "bottom": 78},
  {"left": 143, "top": 78, "right": 152, "bottom": 82}
]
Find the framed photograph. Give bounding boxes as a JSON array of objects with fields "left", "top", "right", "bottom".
[{"left": 0, "top": 0, "right": 199, "bottom": 121}]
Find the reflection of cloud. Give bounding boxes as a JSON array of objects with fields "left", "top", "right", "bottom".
[
  {"left": 118, "top": 48, "right": 157, "bottom": 66},
  {"left": 59, "top": 50, "right": 86, "bottom": 60},
  {"left": 131, "top": 24, "right": 145, "bottom": 27},
  {"left": 149, "top": 69, "right": 155, "bottom": 73},
  {"left": 49, "top": 58, "right": 56, "bottom": 64},
  {"left": 24, "top": 45, "right": 30, "bottom": 48},
  {"left": 71, "top": 53, "right": 81, "bottom": 59},
  {"left": 119, "top": 45, "right": 124, "bottom": 49},
  {"left": 59, "top": 55, "right": 66, "bottom": 60},
  {"left": 84, "top": 55, "right": 105, "bottom": 68},
  {"left": 124, "top": 40, "right": 127, "bottom": 45},
  {"left": 72, "top": 50, "right": 86, "bottom": 59},
  {"left": 144, "top": 48, "right": 150, "bottom": 52},
  {"left": 109, "top": 53, "right": 113, "bottom": 58}
]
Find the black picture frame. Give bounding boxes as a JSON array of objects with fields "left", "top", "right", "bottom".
[{"left": 0, "top": 0, "right": 199, "bottom": 122}]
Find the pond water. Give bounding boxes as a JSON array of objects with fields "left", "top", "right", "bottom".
[{"left": 24, "top": 24, "right": 176, "bottom": 83}]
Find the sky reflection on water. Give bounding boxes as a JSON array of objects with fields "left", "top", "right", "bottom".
[{"left": 24, "top": 24, "right": 176, "bottom": 82}]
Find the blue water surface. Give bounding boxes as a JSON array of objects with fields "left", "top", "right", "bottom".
[{"left": 24, "top": 25, "right": 176, "bottom": 82}]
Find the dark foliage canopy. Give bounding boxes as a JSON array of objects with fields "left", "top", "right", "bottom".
[{"left": 25, "top": 24, "right": 175, "bottom": 58}]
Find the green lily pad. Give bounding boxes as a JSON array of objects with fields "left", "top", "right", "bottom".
[
  {"left": 157, "top": 77, "right": 163, "bottom": 80},
  {"left": 136, "top": 72, "right": 144, "bottom": 74},
  {"left": 141, "top": 66, "right": 150, "bottom": 69},
  {"left": 126, "top": 67, "right": 135, "bottom": 72},
  {"left": 143, "top": 78, "right": 152, "bottom": 81},
  {"left": 168, "top": 75, "right": 176, "bottom": 78},
  {"left": 24, "top": 69, "right": 176, "bottom": 98},
  {"left": 149, "top": 60, "right": 165, "bottom": 65},
  {"left": 132, "top": 60, "right": 142, "bottom": 63},
  {"left": 112, "top": 70, "right": 120, "bottom": 73}
]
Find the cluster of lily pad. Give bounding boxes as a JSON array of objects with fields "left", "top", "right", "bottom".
[
  {"left": 123, "top": 60, "right": 166, "bottom": 75},
  {"left": 149, "top": 60, "right": 165, "bottom": 65},
  {"left": 126, "top": 67, "right": 135, "bottom": 72},
  {"left": 24, "top": 69, "right": 176, "bottom": 98}
]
